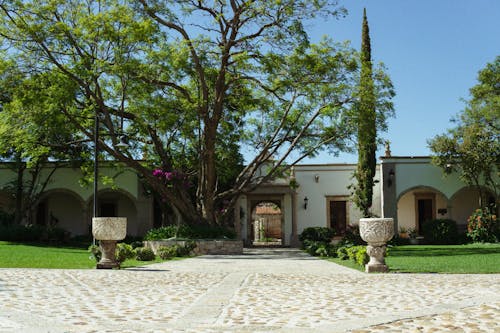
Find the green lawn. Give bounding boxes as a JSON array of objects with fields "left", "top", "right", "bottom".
[
  {"left": 385, "top": 243, "right": 500, "bottom": 274},
  {"left": 0, "top": 241, "right": 164, "bottom": 269},
  {"left": 328, "top": 243, "right": 500, "bottom": 273}
]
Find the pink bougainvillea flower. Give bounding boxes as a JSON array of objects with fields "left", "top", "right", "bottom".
[{"left": 153, "top": 169, "right": 164, "bottom": 177}]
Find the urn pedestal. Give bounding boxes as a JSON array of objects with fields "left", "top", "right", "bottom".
[
  {"left": 359, "top": 218, "right": 394, "bottom": 273},
  {"left": 92, "top": 217, "right": 127, "bottom": 269}
]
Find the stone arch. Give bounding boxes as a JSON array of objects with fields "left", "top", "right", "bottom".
[
  {"left": 251, "top": 201, "right": 283, "bottom": 245},
  {"left": 246, "top": 195, "right": 285, "bottom": 247},
  {"left": 396, "top": 186, "right": 449, "bottom": 235},
  {"left": 36, "top": 189, "right": 86, "bottom": 236},
  {"left": 449, "top": 185, "right": 498, "bottom": 231},
  {"left": 397, "top": 185, "right": 448, "bottom": 203}
]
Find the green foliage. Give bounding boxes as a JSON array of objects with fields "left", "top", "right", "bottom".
[
  {"left": 339, "top": 225, "right": 365, "bottom": 246},
  {"left": 130, "top": 241, "right": 143, "bottom": 249},
  {"left": 422, "top": 219, "right": 459, "bottom": 245},
  {"left": 0, "top": 211, "right": 14, "bottom": 225},
  {"left": 429, "top": 56, "right": 499, "bottom": 206},
  {"left": 355, "top": 247, "right": 369, "bottom": 266},
  {"left": 336, "top": 246, "right": 349, "bottom": 260},
  {"left": 0, "top": 224, "right": 68, "bottom": 243},
  {"left": 352, "top": 9, "right": 377, "bottom": 217},
  {"left": 144, "top": 224, "right": 236, "bottom": 240},
  {"left": 0, "top": 1, "right": 394, "bottom": 227},
  {"left": 299, "top": 227, "right": 337, "bottom": 257},
  {"left": 157, "top": 245, "right": 178, "bottom": 260},
  {"left": 115, "top": 243, "right": 135, "bottom": 263},
  {"left": 336, "top": 245, "right": 368, "bottom": 267},
  {"left": 135, "top": 247, "right": 156, "bottom": 261},
  {"left": 299, "top": 227, "right": 335, "bottom": 244},
  {"left": 467, "top": 208, "right": 499, "bottom": 243},
  {"left": 88, "top": 245, "right": 101, "bottom": 262},
  {"left": 157, "top": 240, "right": 196, "bottom": 260}
]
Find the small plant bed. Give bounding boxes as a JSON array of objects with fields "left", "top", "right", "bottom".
[{"left": 385, "top": 243, "right": 500, "bottom": 274}]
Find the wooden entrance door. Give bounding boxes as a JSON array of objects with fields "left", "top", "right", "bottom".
[
  {"left": 329, "top": 200, "right": 347, "bottom": 236},
  {"left": 417, "top": 198, "right": 433, "bottom": 234}
]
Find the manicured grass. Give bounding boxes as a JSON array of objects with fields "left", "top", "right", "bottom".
[
  {"left": 327, "top": 243, "right": 500, "bottom": 273},
  {"left": 0, "top": 241, "right": 164, "bottom": 269},
  {"left": 386, "top": 243, "right": 500, "bottom": 274}
]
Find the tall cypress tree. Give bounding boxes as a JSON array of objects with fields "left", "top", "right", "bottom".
[{"left": 354, "top": 8, "right": 377, "bottom": 217}]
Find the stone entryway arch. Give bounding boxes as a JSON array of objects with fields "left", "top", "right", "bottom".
[
  {"left": 250, "top": 199, "right": 283, "bottom": 246},
  {"left": 246, "top": 195, "right": 286, "bottom": 247}
]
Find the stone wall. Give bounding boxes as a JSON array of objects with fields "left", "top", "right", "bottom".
[{"left": 144, "top": 239, "right": 243, "bottom": 255}]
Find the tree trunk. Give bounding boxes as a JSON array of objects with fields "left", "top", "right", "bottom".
[
  {"left": 14, "top": 157, "right": 25, "bottom": 225},
  {"left": 201, "top": 121, "right": 218, "bottom": 225}
]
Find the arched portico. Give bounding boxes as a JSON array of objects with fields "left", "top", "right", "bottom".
[
  {"left": 397, "top": 186, "right": 449, "bottom": 235},
  {"left": 87, "top": 188, "right": 140, "bottom": 236},
  {"left": 449, "top": 186, "right": 498, "bottom": 232},
  {"left": 35, "top": 189, "right": 86, "bottom": 236}
]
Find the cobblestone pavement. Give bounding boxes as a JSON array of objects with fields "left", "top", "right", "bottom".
[{"left": 0, "top": 248, "right": 499, "bottom": 333}]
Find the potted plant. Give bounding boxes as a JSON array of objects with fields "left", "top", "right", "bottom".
[
  {"left": 408, "top": 228, "right": 418, "bottom": 245},
  {"left": 399, "top": 227, "right": 408, "bottom": 238}
]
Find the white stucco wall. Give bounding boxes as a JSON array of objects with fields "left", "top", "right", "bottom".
[
  {"left": 391, "top": 158, "right": 463, "bottom": 200},
  {"left": 0, "top": 163, "right": 139, "bottom": 203},
  {"left": 294, "top": 164, "right": 382, "bottom": 235}
]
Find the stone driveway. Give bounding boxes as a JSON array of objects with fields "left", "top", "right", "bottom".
[{"left": 0, "top": 248, "right": 499, "bottom": 332}]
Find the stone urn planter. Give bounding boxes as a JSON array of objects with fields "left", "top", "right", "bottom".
[
  {"left": 92, "top": 217, "right": 127, "bottom": 269},
  {"left": 359, "top": 218, "right": 394, "bottom": 273}
]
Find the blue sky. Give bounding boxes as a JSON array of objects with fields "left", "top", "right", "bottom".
[{"left": 302, "top": 0, "right": 500, "bottom": 164}]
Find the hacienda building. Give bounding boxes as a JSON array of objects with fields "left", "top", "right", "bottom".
[{"left": 0, "top": 155, "right": 497, "bottom": 246}]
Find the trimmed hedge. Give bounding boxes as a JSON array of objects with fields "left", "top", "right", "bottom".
[
  {"left": 422, "top": 219, "right": 458, "bottom": 244},
  {"left": 144, "top": 224, "right": 236, "bottom": 240}
]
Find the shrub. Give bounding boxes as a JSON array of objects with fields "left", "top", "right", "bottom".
[
  {"left": 337, "top": 245, "right": 368, "bottom": 267},
  {"left": 346, "top": 246, "right": 359, "bottom": 261},
  {"left": 299, "top": 227, "right": 335, "bottom": 244},
  {"left": 0, "top": 211, "right": 14, "bottom": 225},
  {"left": 116, "top": 243, "right": 135, "bottom": 263},
  {"left": 302, "top": 240, "right": 321, "bottom": 255},
  {"left": 157, "top": 245, "right": 178, "bottom": 260},
  {"left": 339, "top": 225, "right": 364, "bottom": 246},
  {"left": 354, "top": 246, "right": 369, "bottom": 266},
  {"left": 130, "top": 241, "right": 143, "bottom": 249},
  {"left": 135, "top": 247, "right": 156, "bottom": 261},
  {"left": 88, "top": 244, "right": 101, "bottom": 262},
  {"left": 422, "top": 219, "right": 458, "bottom": 244},
  {"left": 336, "top": 246, "right": 349, "bottom": 260},
  {"left": 144, "top": 224, "right": 235, "bottom": 240},
  {"left": 176, "top": 240, "right": 196, "bottom": 256},
  {"left": 45, "top": 227, "right": 69, "bottom": 243},
  {"left": 0, "top": 224, "right": 69, "bottom": 243},
  {"left": 467, "top": 209, "right": 498, "bottom": 243}
]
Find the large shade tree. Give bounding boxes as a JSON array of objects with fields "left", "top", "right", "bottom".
[
  {"left": 429, "top": 56, "right": 500, "bottom": 209},
  {"left": 0, "top": 60, "right": 87, "bottom": 224},
  {"left": 0, "top": 0, "right": 394, "bottom": 227}
]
